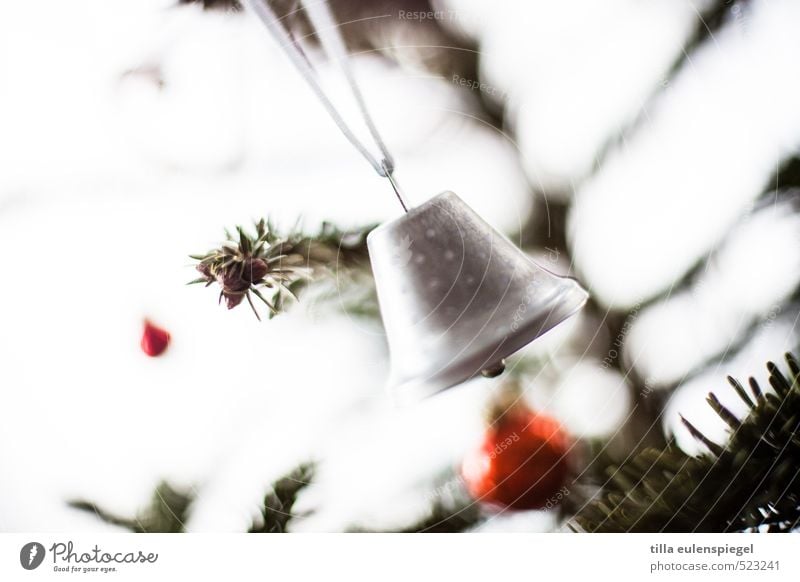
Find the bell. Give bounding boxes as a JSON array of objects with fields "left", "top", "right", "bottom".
[{"left": 367, "top": 191, "right": 589, "bottom": 399}]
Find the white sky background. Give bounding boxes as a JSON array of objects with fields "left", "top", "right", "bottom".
[{"left": 1, "top": 0, "right": 799, "bottom": 531}]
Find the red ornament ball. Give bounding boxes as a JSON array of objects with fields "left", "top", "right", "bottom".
[
  {"left": 140, "top": 319, "right": 171, "bottom": 357},
  {"left": 461, "top": 406, "right": 571, "bottom": 510}
]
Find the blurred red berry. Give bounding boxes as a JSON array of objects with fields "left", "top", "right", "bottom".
[
  {"left": 461, "top": 405, "right": 570, "bottom": 510},
  {"left": 141, "top": 319, "right": 171, "bottom": 357}
]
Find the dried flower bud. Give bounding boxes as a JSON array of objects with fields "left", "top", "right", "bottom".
[
  {"left": 190, "top": 219, "right": 372, "bottom": 320},
  {"left": 244, "top": 258, "right": 268, "bottom": 283},
  {"left": 222, "top": 291, "right": 245, "bottom": 310},
  {"left": 196, "top": 262, "right": 214, "bottom": 281},
  {"left": 217, "top": 266, "right": 250, "bottom": 293}
]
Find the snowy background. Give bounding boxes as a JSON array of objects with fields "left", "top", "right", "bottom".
[{"left": 0, "top": 0, "right": 798, "bottom": 531}]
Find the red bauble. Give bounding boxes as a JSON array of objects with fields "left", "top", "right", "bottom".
[
  {"left": 140, "top": 319, "right": 171, "bottom": 357},
  {"left": 461, "top": 405, "right": 570, "bottom": 510}
]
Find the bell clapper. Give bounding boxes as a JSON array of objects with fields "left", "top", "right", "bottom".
[{"left": 481, "top": 359, "right": 507, "bottom": 379}]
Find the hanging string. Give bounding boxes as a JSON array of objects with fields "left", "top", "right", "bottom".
[{"left": 241, "top": 0, "right": 410, "bottom": 211}]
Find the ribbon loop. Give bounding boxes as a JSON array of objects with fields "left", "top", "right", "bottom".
[{"left": 242, "top": 0, "right": 396, "bottom": 179}]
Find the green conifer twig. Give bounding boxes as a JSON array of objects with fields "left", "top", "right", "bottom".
[
  {"left": 190, "top": 219, "right": 374, "bottom": 320},
  {"left": 572, "top": 353, "right": 800, "bottom": 532}
]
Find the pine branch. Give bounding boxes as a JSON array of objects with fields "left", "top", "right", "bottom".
[
  {"left": 69, "top": 482, "right": 193, "bottom": 533},
  {"left": 190, "top": 219, "right": 374, "bottom": 320},
  {"left": 249, "top": 463, "right": 314, "bottom": 533},
  {"left": 349, "top": 498, "right": 483, "bottom": 533},
  {"left": 349, "top": 471, "right": 485, "bottom": 533},
  {"left": 70, "top": 464, "right": 314, "bottom": 533},
  {"left": 390, "top": 498, "right": 482, "bottom": 533},
  {"left": 572, "top": 353, "right": 800, "bottom": 532}
]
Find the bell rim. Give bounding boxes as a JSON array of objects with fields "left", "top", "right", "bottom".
[{"left": 387, "top": 279, "right": 589, "bottom": 402}]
